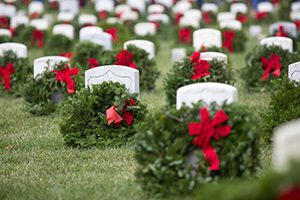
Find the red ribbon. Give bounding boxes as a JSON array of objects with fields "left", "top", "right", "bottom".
[
  {"left": 236, "top": 13, "right": 248, "bottom": 23},
  {"left": 32, "top": 30, "right": 44, "bottom": 48},
  {"left": 179, "top": 27, "right": 191, "bottom": 44},
  {"left": 294, "top": 20, "right": 300, "bottom": 30},
  {"left": 88, "top": 58, "right": 100, "bottom": 69},
  {"left": 50, "top": 1, "right": 58, "bottom": 9},
  {"left": 52, "top": 64, "right": 79, "bottom": 94},
  {"left": 189, "top": 107, "right": 231, "bottom": 171},
  {"left": 98, "top": 11, "right": 108, "bottom": 20},
  {"left": 59, "top": 52, "right": 73, "bottom": 59},
  {"left": 222, "top": 30, "right": 235, "bottom": 53},
  {"left": 256, "top": 12, "right": 268, "bottom": 20},
  {"left": 0, "top": 16, "right": 8, "bottom": 28},
  {"left": 190, "top": 52, "right": 211, "bottom": 80},
  {"left": 203, "top": 11, "right": 212, "bottom": 24},
  {"left": 30, "top": 12, "right": 41, "bottom": 19},
  {"left": 261, "top": 53, "right": 282, "bottom": 81},
  {"left": 114, "top": 50, "right": 137, "bottom": 69},
  {"left": 105, "top": 28, "right": 118, "bottom": 43},
  {"left": 175, "top": 13, "right": 183, "bottom": 26},
  {"left": 106, "top": 98, "right": 136, "bottom": 127},
  {"left": 276, "top": 25, "right": 288, "bottom": 37},
  {"left": 0, "top": 63, "right": 15, "bottom": 91},
  {"left": 279, "top": 186, "right": 300, "bottom": 200}
]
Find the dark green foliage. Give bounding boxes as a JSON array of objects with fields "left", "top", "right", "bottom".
[
  {"left": 242, "top": 45, "right": 300, "bottom": 91},
  {"left": 134, "top": 102, "right": 260, "bottom": 197},
  {"left": 126, "top": 45, "right": 160, "bottom": 91},
  {"left": 17, "top": 26, "right": 47, "bottom": 48},
  {"left": 59, "top": 82, "right": 147, "bottom": 148},
  {"left": 278, "top": 0, "right": 292, "bottom": 20},
  {"left": 43, "top": 34, "right": 73, "bottom": 56},
  {"left": 164, "top": 57, "right": 234, "bottom": 105},
  {"left": 0, "top": 51, "right": 31, "bottom": 96},
  {"left": 23, "top": 62, "right": 82, "bottom": 116},
  {"left": 0, "top": 35, "right": 11, "bottom": 43},
  {"left": 72, "top": 41, "right": 115, "bottom": 69},
  {"left": 261, "top": 77, "right": 300, "bottom": 143}
]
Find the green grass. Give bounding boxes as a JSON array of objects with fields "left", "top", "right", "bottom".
[{"left": 0, "top": 29, "right": 272, "bottom": 199}]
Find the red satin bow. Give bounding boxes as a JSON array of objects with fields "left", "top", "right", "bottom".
[
  {"left": 98, "top": 11, "right": 108, "bottom": 20},
  {"left": 32, "top": 30, "right": 44, "bottom": 48},
  {"left": 50, "top": 1, "right": 58, "bottom": 9},
  {"left": 294, "top": 20, "right": 300, "bottom": 30},
  {"left": 190, "top": 52, "right": 211, "bottom": 80},
  {"left": 59, "top": 52, "right": 73, "bottom": 59},
  {"left": 0, "top": 16, "right": 8, "bottom": 28},
  {"left": 52, "top": 64, "right": 79, "bottom": 94},
  {"left": 175, "top": 13, "right": 183, "bottom": 26},
  {"left": 0, "top": 63, "right": 15, "bottom": 91},
  {"left": 223, "top": 30, "right": 235, "bottom": 53},
  {"left": 114, "top": 50, "right": 137, "bottom": 69},
  {"left": 236, "top": 13, "right": 248, "bottom": 23},
  {"left": 179, "top": 28, "right": 191, "bottom": 44},
  {"left": 276, "top": 25, "right": 288, "bottom": 37},
  {"left": 261, "top": 53, "right": 282, "bottom": 81},
  {"left": 106, "top": 98, "right": 136, "bottom": 127},
  {"left": 105, "top": 28, "right": 118, "bottom": 43},
  {"left": 256, "top": 12, "right": 268, "bottom": 20},
  {"left": 189, "top": 107, "right": 231, "bottom": 171},
  {"left": 279, "top": 186, "right": 300, "bottom": 200},
  {"left": 203, "top": 11, "right": 212, "bottom": 24},
  {"left": 88, "top": 58, "right": 100, "bottom": 69}
]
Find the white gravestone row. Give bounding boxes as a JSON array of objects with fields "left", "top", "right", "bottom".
[
  {"left": 193, "top": 28, "right": 222, "bottom": 50},
  {"left": 0, "top": 42, "right": 27, "bottom": 58},
  {"left": 220, "top": 20, "right": 242, "bottom": 30},
  {"left": 260, "top": 37, "right": 293, "bottom": 53},
  {"left": 201, "top": 3, "right": 218, "bottom": 13},
  {"left": 176, "top": 82, "right": 238, "bottom": 110},
  {"left": 134, "top": 22, "right": 156, "bottom": 37},
  {"left": 28, "top": 1, "right": 44, "bottom": 15},
  {"left": 57, "top": 12, "right": 75, "bottom": 22},
  {"left": 124, "top": 40, "right": 155, "bottom": 59},
  {"left": 78, "top": 14, "right": 97, "bottom": 26},
  {"left": 79, "top": 26, "right": 112, "bottom": 50},
  {"left": 30, "top": 18, "right": 49, "bottom": 31},
  {"left": 217, "top": 12, "right": 236, "bottom": 23},
  {"left": 95, "top": 0, "right": 114, "bottom": 13},
  {"left": 34, "top": 56, "right": 69, "bottom": 79},
  {"left": 147, "top": 14, "right": 170, "bottom": 25},
  {"left": 148, "top": 4, "right": 165, "bottom": 14},
  {"left": 257, "top": 2, "right": 274, "bottom": 13},
  {"left": 10, "top": 15, "right": 29, "bottom": 28}
]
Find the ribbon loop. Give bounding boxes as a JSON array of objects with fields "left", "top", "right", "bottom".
[
  {"left": 0, "top": 63, "right": 15, "bottom": 91},
  {"left": 114, "top": 50, "right": 137, "bottom": 69},
  {"left": 52, "top": 64, "right": 79, "bottom": 94},
  {"left": 260, "top": 53, "right": 282, "bottom": 81},
  {"left": 189, "top": 52, "right": 211, "bottom": 80},
  {"left": 223, "top": 30, "right": 235, "bottom": 53}
]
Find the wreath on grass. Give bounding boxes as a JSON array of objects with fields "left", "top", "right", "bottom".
[
  {"left": 242, "top": 45, "right": 300, "bottom": 92},
  {"left": 134, "top": 101, "right": 260, "bottom": 197},
  {"left": 17, "top": 26, "right": 48, "bottom": 48},
  {"left": 23, "top": 62, "right": 82, "bottom": 116},
  {"left": 59, "top": 82, "right": 147, "bottom": 148},
  {"left": 164, "top": 52, "right": 234, "bottom": 105},
  {"left": 261, "top": 77, "right": 300, "bottom": 144},
  {"left": 0, "top": 50, "right": 31, "bottom": 96},
  {"left": 43, "top": 34, "right": 73, "bottom": 56},
  {"left": 221, "top": 28, "right": 247, "bottom": 53}
]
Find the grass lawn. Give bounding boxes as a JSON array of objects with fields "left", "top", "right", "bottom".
[{"left": 0, "top": 27, "right": 271, "bottom": 199}]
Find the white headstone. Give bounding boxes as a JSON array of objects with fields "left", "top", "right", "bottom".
[
  {"left": 260, "top": 37, "right": 293, "bottom": 53},
  {"left": 269, "top": 22, "right": 297, "bottom": 38},
  {"left": 120, "top": 10, "right": 138, "bottom": 22},
  {"left": 155, "top": 0, "right": 173, "bottom": 8},
  {"left": 127, "top": 0, "right": 145, "bottom": 13},
  {"left": 148, "top": 4, "right": 165, "bottom": 14},
  {"left": 78, "top": 14, "right": 97, "bottom": 26},
  {"left": 59, "top": 0, "right": 79, "bottom": 14},
  {"left": 288, "top": 61, "right": 300, "bottom": 81},
  {"left": 124, "top": 40, "right": 155, "bottom": 59},
  {"left": 249, "top": 25, "right": 262, "bottom": 37},
  {"left": 201, "top": 3, "right": 218, "bottom": 13},
  {"left": 257, "top": 2, "right": 273, "bottom": 13},
  {"left": 290, "top": 11, "right": 300, "bottom": 21},
  {"left": 0, "top": 29, "right": 12, "bottom": 38},
  {"left": 10, "top": 15, "right": 29, "bottom": 28},
  {"left": 115, "top": 4, "right": 131, "bottom": 15},
  {"left": 85, "top": 65, "right": 139, "bottom": 94},
  {"left": 1, "top": 4, "right": 16, "bottom": 17},
  {"left": 172, "top": 48, "right": 186, "bottom": 63},
  {"left": 147, "top": 13, "right": 170, "bottom": 24},
  {"left": 34, "top": 56, "right": 69, "bottom": 78},
  {"left": 217, "top": 12, "right": 236, "bottom": 23},
  {"left": 230, "top": 3, "right": 247, "bottom": 14},
  {"left": 80, "top": 27, "right": 112, "bottom": 50},
  {"left": 193, "top": 28, "right": 222, "bottom": 50},
  {"left": 0, "top": 43, "right": 27, "bottom": 58},
  {"left": 173, "top": 1, "right": 191, "bottom": 14},
  {"left": 28, "top": 1, "right": 44, "bottom": 15},
  {"left": 30, "top": 18, "right": 49, "bottom": 31},
  {"left": 95, "top": 0, "right": 114, "bottom": 12},
  {"left": 291, "top": 2, "right": 300, "bottom": 12},
  {"left": 53, "top": 24, "right": 74, "bottom": 39},
  {"left": 220, "top": 20, "right": 242, "bottom": 30},
  {"left": 134, "top": 22, "right": 156, "bottom": 36},
  {"left": 57, "top": 12, "right": 75, "bottom": 22},
  {"left": 273, "top": 119, "right": 300, "bottom": 171},
  {"left": 176, "top": 82, "right": 238, "bottom": 109},
  {"left": 200, "top": 52, "right": 228, "bottom": 64}
]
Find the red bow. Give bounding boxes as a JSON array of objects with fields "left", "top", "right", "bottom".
[
  {"left": 88, "top": 58, "right": 100, "bottom": 69},
  {"left": 179, "top": 27, "right": 192, "bottom": 44},
  {"left": 0, "top": 63, "right": 15, "bottom": 91},
  {"left": 294, "top": 20, "right": 300, "bottom": 30},
  {"left": 98, "top": 11, "right": 108, "bottom": 20},
  {"left": 105, "top": 28, "right": 118, "bottom": 43},
  {"left": 261, "top": 53, "right": 282, "bottom": 81},
  {"left": 30, "top": 12, "right": 41, "bottom": 19},
  {"left": 256, "top": 12, "right": 268, "bottom": 20},
  {"left": 175, "top": 13, "right": 183, "bottom": 26},
  {"left": 222, "top": 30, "right": 235, "bottom": 53},
  {"left": 279, "top": 186, "right": 300, "bottom": 200},
  {"left": 106, "top": 98, "right": 136, "bottom": 127},
  {"left": 0, "top": 16, "right": 8, "bottom": 28},
  {"left": 276, "top": 25, "right": 288, "bottom": 37},
  {"left": 32, "top": 30, "right": 44, "bottom": 48},
  {"left": 190, "top": 52, "right": 211, "bottom": 80},
  {"left": 114, "top": 50, "right": 137, "bottom": 69},
  {"left": 189, "top": 107, "right": 231, "bottom": 171},
  {"left": 150, "top": 21, "right": 160, "bottom": 29},
  {"left": 59, "top": 52, "right": 73, "bottom": 59},
  {"left": 236, "top": 13, "right": 248, "bottom": 23},
  {"left": 203, "top": 11, "right": 212, "bottom": 24},
  {"left": 52, "top": 64, "right": 79, "bottom": 94},
  {"left": 50, "top": 1, "right": 58, "bottom": 9},
  {"left": 272, "top": 0, "right": 281, "bottom": 4}
]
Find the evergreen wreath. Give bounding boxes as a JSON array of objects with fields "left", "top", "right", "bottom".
[
  {"left": 17, "top": 26, "right": 48, "bottom": 48},
  {"left": 134, "top": 101, "right": 260, "bottom": 197},
  {"left": 242, "top": 45, "right": 300, "bottom": 92},
  {"left": 0, "top": 50, "right": 31, "bottom": 96},
  {"left": 0, "top": 35, "right": 11, "bottom": 43},
  {"left": 59, "top": 82, "right": 147, "bottom": 148},
  {"left": 23, "top": 61, "right": 82, "bottom": 116},
  {"left": 221, "top": 28, "right": 247, "bottom": 53},
  {"left": 261, "top": 77, "right": 300, "bottom": 144},
  {"left": 43, "top": 34, "right": 73, "bottom": 56},
  {"left": 164, "top": 52, "right": 234, "bottom": 105}
]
